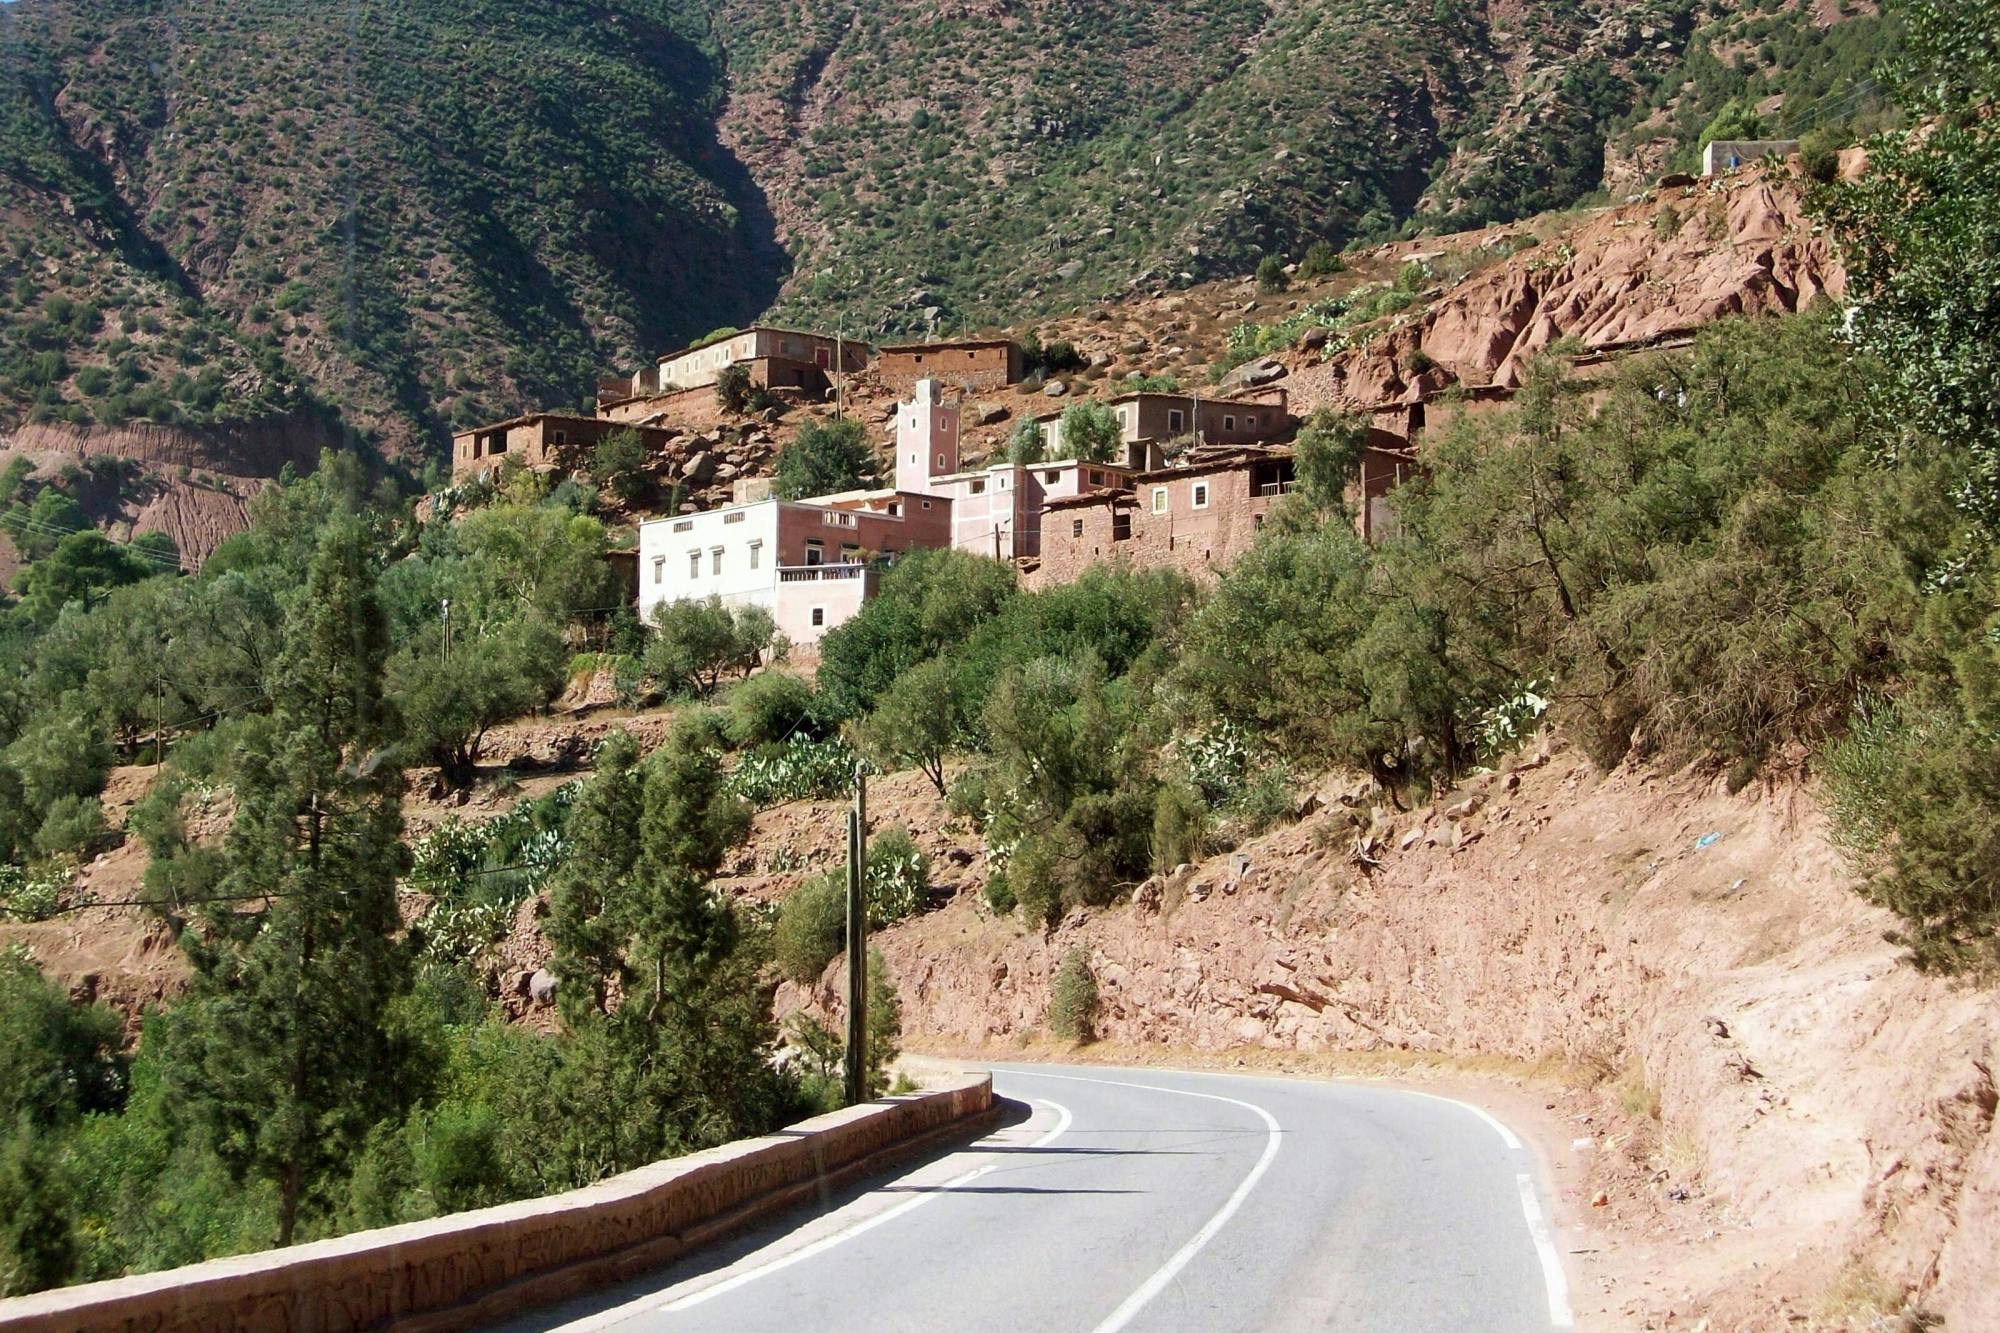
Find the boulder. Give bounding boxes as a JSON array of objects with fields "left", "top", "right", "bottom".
[
  {"left": 528, "top": 968, "right": 558, "bottom": 1004},
  {"left": 1299, "top": 326, "right": 1330, "bottom": 351},
  {"left": 1056, "top": 259, "right": 1085, "bottom": 280},
  {"left": 681, "top": 451, "right": 717, "bottom": 484},
  {"left": 1221, "top": 357, "right": 1287, "bottom": 389},
  {"left": 1043, "top": 380, "right": 1069, "bottom": 398},
  {"left": 973, "top": 402, "right": 1010, "bottom": 426},
  {"left": 1088, "top": 351, "right": 1115, "bottom": 369}
]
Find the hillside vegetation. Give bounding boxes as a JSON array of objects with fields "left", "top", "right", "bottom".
[
  {"left": 1, "top": 0, "right": 778, "bottom": 458},
  {"left": 3, "top": 0, "right": 1895, "bottom": 460},
  {"left": 0, "top": 0, "right": 1989, "bottom": 1300}
]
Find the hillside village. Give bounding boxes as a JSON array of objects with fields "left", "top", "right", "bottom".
[{"left": 440, "top": 148, "right": 1828, "bottom": 648}]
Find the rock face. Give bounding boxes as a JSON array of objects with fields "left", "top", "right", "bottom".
[{"left": 1292, "top": 172, "right": 1842, "bottom": 414}]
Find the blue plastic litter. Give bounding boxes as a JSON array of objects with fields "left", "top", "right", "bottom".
[{"left": 1695, "top": 831, "right": 1722, "bottom": 849}]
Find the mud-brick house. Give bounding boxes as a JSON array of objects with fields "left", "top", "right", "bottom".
[
  {"left": 1025, "top": 446, "right": 1296, "bottom": 588},
  {"left": 653, "top": 327, "right": 869, "bottom": 399},
  {"left": 1033, "top": 390, "right": 1294, "bottom": 469},
  {"left": 451, "top": 413, "right": 676, "bottom": 482},
  {"left": 877, "top": 339, "right": 1024, "bottom": 395},
  {"left": 893, "top": 378, "right": 1132, "bottom": 560},
  {"left": 636, "top": 482, "right": 954, "bottom": 652}
]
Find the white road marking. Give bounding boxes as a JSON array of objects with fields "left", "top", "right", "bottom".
[
  {"left": 1001, "top": 1069, "right": 1285, "bottom": 1333},
  {"left": 1399, "top": 1088, "right": 1573, "bottom": 1329},
  {"left": 541, "top": 1097, "right": 1074, "bottom": 1330}
]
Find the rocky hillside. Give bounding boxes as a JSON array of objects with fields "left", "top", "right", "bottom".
[
  {"left": 765, "top": 742, "right": 2000, "bottom": 1331},
  {"left": 2, "top": 0, "right": 1892, "bottom": 464}
]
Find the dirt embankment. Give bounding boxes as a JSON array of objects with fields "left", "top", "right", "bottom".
[
  {"left": 0, "top": 413, "right": 340, "bottom": 563},
  {"left": 783, "top": 742, "right": 1997, "bottom": 1330}
]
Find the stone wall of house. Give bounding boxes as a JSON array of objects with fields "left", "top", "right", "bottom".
[{"left": 878, "top": 344, "right": 1020, "bottom": 395}]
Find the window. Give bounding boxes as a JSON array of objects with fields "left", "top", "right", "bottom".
[
  {"left": 1191, "top": 482, "right": 1210, "bottom": 510},
  {"left": 936, "top": 453, "right": 945, "bottom": 469},
  {"left": 724, "top": 511, "right": 746, "bottom": 525},
  {"left": 811, "top": 607, "right": 826, "bottom": 628},
  {"left": 841, "top": 543, "right": 860, "bottom": 562},
  {"left": 553, "top": 430, "right": 568, "bottom": 446},
  {"left": 1151, "top": 487, "right": 1168, "bottom": 515},
  {"left": 1043, "top": 470, "right": 1061, "bottom": 483},
  {"left": 1223, "top": 415, "right": 1236, "bottom": 432},
  {"left": 921, "top": 499, "right": 933, "bottom": 510},
  {"left": 749, "top": 541, "right": 762, "bottom": 570},
  {"left": 887, "top": 502, "right": 900, "bottom": 517},
  {"left": 970, "top": 479, "right": 986, "bottom": 495},
  {"left": 1072, "top": 518, "right": 1084, "bottom": 538},
  {"left": 1089, "top": 470, "right": 1105, "bottom": 486},
  {"left": 1112, "top": 513, "right": 1132, "bottom": 541},
  {"left": 688, "top": 551, "right": 700, "bottom": 579},
  {"left": 1254, "top": 513, "right": 1266, "bottom": 531},
  {"left": 711, "top": 547, "right": 724, "bottom": 576},
  {"left": 673, "top": 519, "right": 694, "bottom": 533},
  {"left": 805, "top": 540, "right": 824, "bottom": 567},
  {"left": 652, "top": 556, "right": 665, "bottom": 585},
  {"left": 1168, "top": 409, "right": 1185, "bottom": 434}
]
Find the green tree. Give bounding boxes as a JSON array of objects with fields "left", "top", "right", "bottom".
[
  {"left": 12, "top": 531, "right": 157, "bottom": 628},
  {"left": 170, "top": 522, "right": 414, "bottom": 1247},
  {"left": 0, "top": 948, "right": 127, "bottom": 1128},
  {"left": 856, "top": 658, "right": 967, "bottom": 796},
  {"left": 645, "top": 597, "right": 780, "bottom": 697},
  {"left": 815, "top": 548, "right": 1017, "bottom": 720},
  {"left": 1813, "top": 0, "right": 2000, "bottom": 538},
  {"left": 1055, "top": 401, "right": 1123, "bottom": 463},
  {"left": 590, "top": 429, "right": 650, "bottom": 505},
  {"left": 387, "top": 613, "right": 566, "bottom": 778},
  {"left": 774, "top": 416, "right": 872, "bottom": 500},
  {"left": 1255, "top": 255, "right": 1290, "bottom": 293},
  {"left": 0, "top": 1123, "right": 77, "bottom": 1296},
  {"left": 1007, "top": 414, "right": 1046, "bottom": 464}
]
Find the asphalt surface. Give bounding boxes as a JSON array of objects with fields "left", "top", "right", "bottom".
[{"left": 500, "top": 1063, "right": 1573, "bottom": 1333}]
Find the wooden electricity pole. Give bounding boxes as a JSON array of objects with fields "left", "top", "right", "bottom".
[{"left": 843, "top": 764, "right": 869, "bottom": 1105}]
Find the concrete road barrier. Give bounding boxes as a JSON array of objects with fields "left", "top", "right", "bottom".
[{"left": 0, "top": 1075, "right": 996, "bottom": 1333}]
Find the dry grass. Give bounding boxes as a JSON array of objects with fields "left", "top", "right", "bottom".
[
  {"left": 1613, "top": 1060, "right": 1663, "bottom": 1120},
  {"left": 1814, "top": 1262, "right": 1908, "bottom": 1329}
]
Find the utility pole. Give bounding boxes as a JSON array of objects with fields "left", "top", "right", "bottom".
[
  {"left": 441, "top": 598, "right": 452, "bottom": 664},
  {"left": 843, "top": 763, "right": 869, "bottom": 1105}
]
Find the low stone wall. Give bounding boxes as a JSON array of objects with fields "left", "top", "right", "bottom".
[{"left": 0, "top": 1076, "right": 995, "bottom": 1333}]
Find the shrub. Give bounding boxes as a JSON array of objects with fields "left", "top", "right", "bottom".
[
  {"left": 33, "top": 795, "right": 108, "bottom": 860},
  {"left": 865, "top": 826, "right": 930, "bottom": 925},
  {"left": 1047, "top": 948, "right": 1099, "bottom": 1042},
  {"left": 774, "top": 872, "right": 846, "bottom": 983},
  {"left": 1255, "top": 255, "right": 1289, "bottom": 293},
  {"left": 715, "top": 363, "right": 752, "bottom": 415},
  {"left": 1298, "top": 241, "right": 1345, "bottom": 279},
  {"left": 774, "top": 416, "right": 871, "bottom": 501},
  {"left": 725, "top": 671, "right": 820, "bottom": 750},
  {"left": 727, "top": 736, "right": 857, "bottom": 806},
  {"left": 589, "top": 429, "right": 649, "bottom": 504}
]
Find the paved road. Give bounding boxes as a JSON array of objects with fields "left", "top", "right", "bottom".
[{"left": 501, "top": 1064, "right": 1573, "bottom": 1333}]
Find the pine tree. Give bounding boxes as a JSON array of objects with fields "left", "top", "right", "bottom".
[{"left": 175, "top": 521, "right": 414, "bottom": 1246}]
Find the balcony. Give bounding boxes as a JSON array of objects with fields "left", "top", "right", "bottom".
[{"left": 777, "top": 563, "right": 869, "bottom": 584}]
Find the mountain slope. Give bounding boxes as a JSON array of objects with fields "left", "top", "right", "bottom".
[
  {"left": 0, "top": 0, "right": 1895, "bottom": 461},
  {"left": 1, "top": 0, "right": 781, "bottom": 458}
]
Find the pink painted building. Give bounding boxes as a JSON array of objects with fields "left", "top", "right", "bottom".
[{"left": 894, "top": 378, "right": 1133, "bottom": 560}]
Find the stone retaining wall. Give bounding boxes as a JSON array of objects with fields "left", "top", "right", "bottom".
[{"left": 0, "top": 1075, "right": 995, "bottom": 1333}]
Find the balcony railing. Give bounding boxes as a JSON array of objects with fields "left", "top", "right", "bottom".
[{"left": 777, "top": 563, "right": 869, "bottom": 584}]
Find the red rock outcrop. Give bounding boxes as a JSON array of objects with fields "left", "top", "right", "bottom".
[{"left": 1292, "top": 169, "right": 1844, "bottom": 415}]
